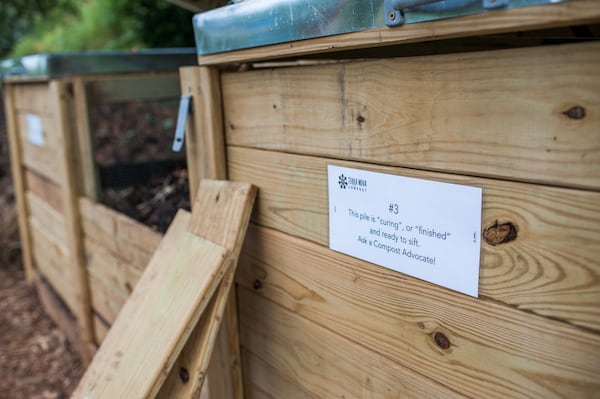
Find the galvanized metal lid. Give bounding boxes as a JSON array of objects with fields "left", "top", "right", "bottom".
[
  {"left": 0, "top": 48, "right": 197, "bottom": 79},
  {"left": 193, "top": 0, "right": 565, "bottom": 56}
]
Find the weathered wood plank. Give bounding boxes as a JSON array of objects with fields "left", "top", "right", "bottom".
[
  {"left": 29, "top": 219, "right": 77, "bottom": 313},
  {"left": 84, "top": 238, "right": 142, "bottom": 323},
  {"left": 12, "top": 83, "right": 53, "bottom": 114},
  {"left": 237, "top": 225, "right": 600, "bottom": 399},
  {"left": 25, "top": 191, "right": 67, "bottom": 244},
  {"left": 241, "top": 349, "right": 319, "bottom": 399},
  {"left": 223, "top": 41, "right": 600, "bottom": 189},
  {"left": 72, "top": 78, "right": 100, "bottom": 200},
  {"left": 158, "top": 180, "right": 256, "bottom": 399},
  {"left": 180, "top": 67, "right": 227, "bottom": 203},
  {"left": 79, "top": 197, "right": 162, "bottom": 271},
  {"left": 3, "top": 84, "right": 34, "bottom": 282},
  {"left": 84, "top": 73, "right": 181, "bottom": 104},
  {"left": 34, "top": 270, "right": 81, "bottom": 353},
  {"left": 197, "top": 0, "right": 600, "bottom": 65},
  {"left": 71, "top": 210, "right": 231, "bottom": 399},
  {"left": 73, "top": 181, "right": 255, "bottom": 399},
  {"left": 228, "top": 146, "right": 600, "bottom": 331},
  {"left": 239, "top": 287, "right": 465, "bottom": 399},
  {"left": 51, "top": 80, "right": 94, "bottom": 362},
  {"left": 24, "top": 169, "right": 64, "bottom": 213},
  {"left": 92, "top": 314, "right": 110, "bottom": 345}
]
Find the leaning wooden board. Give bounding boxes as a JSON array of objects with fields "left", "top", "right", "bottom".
[{"left": 72, "top": 180, "right": 256, "bottom": 399}]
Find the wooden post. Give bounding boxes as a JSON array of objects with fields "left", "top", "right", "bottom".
[
  {"left": 50, "top": 80, "right": 95, "bottom": 363},
  {"left": 177, "top": 66, "right": 244, "bottom": 399},
  {"left": 71, "top": 78, "right": 100, "bottom": 201},
  {"left": 3, "top": 84, "right": 35, "bottom": 283}
]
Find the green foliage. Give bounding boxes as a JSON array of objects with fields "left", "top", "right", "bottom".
[
  {"left": 5, "top": 0, "right": 196, "bottom": 58},
  {"left": 0, "top": 0, "right": 75, "bottom": 58}
]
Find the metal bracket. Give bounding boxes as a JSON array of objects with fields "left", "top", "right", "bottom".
[
  {"left": 172, "top": 95, "right": 192, "bottom": 152},
  {"left": 385, "top": 0, "right": 509, "bottom": 26}
]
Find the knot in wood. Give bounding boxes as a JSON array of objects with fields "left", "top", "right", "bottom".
[
  {"left": 562, "top": 106, "right": 586, "bottom": 120},
  {"left": 179, "top": 367, "right": 190, "bottom": 384},
  {"left": 433, "top": 332, "right": 451, "bottom": 350},
  {"left": 484, "top": 221, "right": 517, "bottom": 246}
]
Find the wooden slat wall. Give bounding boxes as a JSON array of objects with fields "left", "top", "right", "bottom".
[
  {"left": 222, "top": 41, "right": 600, "bottom": 190},
  {"left": 78, "top": 197, "right": 161, "bottom": 339},
  {"left": 212, "top": 40, "right": 600, "bottom": 398}
]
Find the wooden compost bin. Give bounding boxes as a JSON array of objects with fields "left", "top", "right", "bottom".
[
  {"left": 183, "top": 1, "right": 600, "bottom": 398},
  {"left": 2, "top": 49, "right": 195, "bottom": 361}
]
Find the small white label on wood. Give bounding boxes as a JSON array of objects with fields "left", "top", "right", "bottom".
[
  {"left": 328, "top": 165, "right": 482, "bottom": 297},
  {"left": 26, "top": 114, "right": 44, "bottom": 146}
]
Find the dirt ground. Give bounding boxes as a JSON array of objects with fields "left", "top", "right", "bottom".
[{"left": 0, "top": 98, "right": 84, "bottom": 398}]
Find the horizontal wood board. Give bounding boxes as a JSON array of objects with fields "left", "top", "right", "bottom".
[
  {"left": 238, "top": 288, "right": 464, "bottom": 399},
  {"left": 79, "top": 198, "right": 161, "bottom": 271},
  {"left": 197, "top": 0, "right": 600, "bottom": 65},
  {"left": 222, "top": 41, "right": 600, "bottom": 189},
  {"left": 236, "top": 224, "right": 600, "bottom": 398},
  {"left": 228, "top": 146, "right": 600, "bottom": 331},
  {"left": 28, "top": 218, "right": 77, "bottom": 313},
  {"left": 24, "top": 169, "right": 64, "bottom": 213}
]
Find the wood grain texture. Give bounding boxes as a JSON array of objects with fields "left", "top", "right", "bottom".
[
  {"left": 3, "top": 84, "right": 34, "bottom": 281},
  {"left": 51, "top": 81, "right": 94, "bottom": 362},
  {"left": 228, "top": 146, "right": 600, "bottom": 330},
  {"left": 72, "top": 78, "right": 99, "bottom": 200},
  {"left": 79, "top": 198, "right": 162, "bottom": 271},
  {"left": 182, "top": 66, "right": 244, "bottom": 399},
  {"left": 237, "top": 225, "right": 600, "bottom": 399},
  {"left": 158, "top": 180, "right": 256, "bottom": 399},
  {"left": 34, "top": 270, "right": 81, "bottom": 352},
  {"left": 197, "top": 0, "right": 600, "bottom": 65},
  {"left": 92, "top": 314, "right": 110, "bottom": 345},
  {"left": 239, "top": 287, "right": 465, "bottom": 399},
  {"left": 26, "top": 192, "right": 67, "bottom": 244},
  {"left": 24, "top": 169, "right": 63, "bottom": 213},
  {"left": 29, "top": 219, "right": 76, "bottom": 313},
  {"left": 180, "top": 67, "right": 227, "bottom": 203},
  {"left": 11, "top": 83, "right": 53, "bottom": 114},
  {"left": 241, "top": 349, "right": 319, "bottom": 399},
  {"left": 84, "top": 238, "right": 142, "bottom": 324},
  {"left": 71, "top": 210, "right": 231, "bottom": 399},
  {"left": 223, "top": 41, "right": 600, "bottom": 189}
]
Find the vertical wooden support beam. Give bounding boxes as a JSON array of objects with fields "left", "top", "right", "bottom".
[
  {"left": 72, "top": 78, "right": 100, "bottom": 201},
  {"left": 178, "top": 66, "right": 244, "bottom": 399},
  {"left": 3, "top": 84, "right": 34, "bottom": 283},
  {"left": 50, "top": 81, "right": 95, "bottom": 363},
  {"left": 179, "top": 67, "right": 227, "bottom": 203}
]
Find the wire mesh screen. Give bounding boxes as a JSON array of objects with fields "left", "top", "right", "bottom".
[{"left": 89, "top": 98, "right": 190, "bottom": 233}]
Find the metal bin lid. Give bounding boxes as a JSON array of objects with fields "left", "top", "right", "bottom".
[
  {"left": 0, "top": 48, "right": 197, "bottom": 80},
  {"left": 193, "top": 0, "right": 566, "bottom": 56}
]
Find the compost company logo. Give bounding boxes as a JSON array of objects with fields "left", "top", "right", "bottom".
[
  {"left": 338, "top": 174, "right": 348, "bottom": 189},
  {"left": 338, "top": 173, "right": 367, "bottom": 192}
]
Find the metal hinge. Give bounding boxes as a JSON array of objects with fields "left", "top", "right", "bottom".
[
  {"left": 172, "top": 95, "right": 192, "bottom": 152},
  {"left": 385, "top": 0, "right": 510, "bottom": 27}
]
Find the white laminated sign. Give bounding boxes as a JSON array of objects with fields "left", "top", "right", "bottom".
[
  {"left": 26, "top": 114, "right": 44, "bottom": 146},
  {"left": 328, "top": 165, "right": 483, "bottom": 297}
]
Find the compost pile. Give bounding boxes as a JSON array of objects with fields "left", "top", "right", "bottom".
[
  {"left": 0, "top": 98, "right": 83, "bottom": 399},
  {"left": 90, "top": 100, "right": 190, "bottom": 233}
]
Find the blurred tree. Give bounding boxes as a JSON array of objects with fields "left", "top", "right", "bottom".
[
  {"left": 0, "top": 0, "right": 76, "bottom": 58},
  {"left": 3, "top": 0, "right": 196, "bottom": 58}
]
